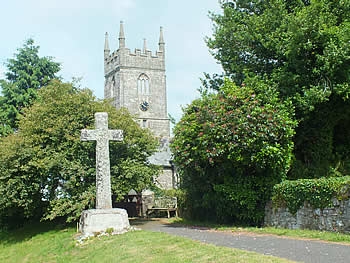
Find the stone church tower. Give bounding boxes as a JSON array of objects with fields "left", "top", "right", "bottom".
[
  {"left": 104, "top": 22, "right": 170, "bottom": 138},
  {"left": 104, "top": 22, "right": 177, "bottom": 189}
]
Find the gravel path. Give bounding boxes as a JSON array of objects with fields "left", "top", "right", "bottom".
[{"left": 132, "top": 219, "right": 350, "bottom": 263}]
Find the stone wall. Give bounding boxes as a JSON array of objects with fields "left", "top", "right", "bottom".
[
  {"left": 154, "top": 168, "right": 176, "bottom": 190},
  {"left": 265, "top": 198, "right": 350, "bottom": 233}
]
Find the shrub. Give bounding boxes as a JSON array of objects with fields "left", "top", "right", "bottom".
[
  {"left": 272, "top": 176, "right": 350, "bottom": 214},
  {"left": 172, "top": 79, "right": 296, "bottom": 225}
]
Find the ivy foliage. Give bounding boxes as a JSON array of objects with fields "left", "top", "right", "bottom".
[
  {"left": 207, "top": 0, "right": 350, "bottom": 178},
  {"left": 171, "top": 79, "right": 296, "bottom": 225},
  {"left": 0, "top": 39, "right": 61, "bottom": 136},
  {"left": 0, "top": 80, "right": 159, "bottom": 227},
  {"left": 272, "top": 176, "right": 350, "bottom": 214}
]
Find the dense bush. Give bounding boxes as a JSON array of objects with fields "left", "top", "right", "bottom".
[
  {"left": 171, "top": 79, "right": 296, "bottom": 225},
  {"left": 272, "top": 176, "right": 350, "bottom": 214}
]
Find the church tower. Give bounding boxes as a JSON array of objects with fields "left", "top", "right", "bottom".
[{"left": 104, "top": 22, "right": 170, "bottom": 138}]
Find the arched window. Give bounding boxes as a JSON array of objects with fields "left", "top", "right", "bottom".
[
  {"left": 110, "top": 77, "right": 115, "bottom": 97},
  {"left": 137, "top": 74, "right": 150, "bottom": 95}
]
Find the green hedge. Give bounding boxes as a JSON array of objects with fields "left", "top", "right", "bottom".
[{"left": 272, "top": 176, "right": 350, "bottom": 214}]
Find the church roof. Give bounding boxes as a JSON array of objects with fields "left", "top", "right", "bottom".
[{"left": 148, "top": 137, "right": 172, "bottom": 167}]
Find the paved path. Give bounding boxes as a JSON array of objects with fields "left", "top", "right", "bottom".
[{"left": 132, "top": 219, "right": 350, "bottom": 263}]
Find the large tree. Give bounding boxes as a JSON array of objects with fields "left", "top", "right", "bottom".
[
  {"left": 0, "top": 39, "right": 61, "bottom": 136},
  {"left": 207, "top": 0, "right": 350, "bottom": 178},
  {"left": 0, "top": 80, "right": 159, "bottom": 228}
]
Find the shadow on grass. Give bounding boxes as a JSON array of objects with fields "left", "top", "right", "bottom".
[{"left": 0, "top": 220, "right": 74, "bottom": 245}]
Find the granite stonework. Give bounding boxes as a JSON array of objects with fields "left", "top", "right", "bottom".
[
  {"left": 81, "top": 112, "right": 123, "bottom": 209},
  {"left": 155, "top": 169, "right": 175, "bottom": 190},
  {"left": 148, "top": 137, "right": 178, "bottom": 189},
  {"left": 265, "top": 197, "right": 350, "bottom": 233},
  {"left": 141, "top": 189, "right": 155, "bottom": 217},
  {"left": 79, "top": 112, "right": 129, "bottom": 236},
  {"left": 79, "top": 209, "right": 130, "bottom": 235},
  {"left": 104, "top": 22, "right": 170, "bottom": 138}
]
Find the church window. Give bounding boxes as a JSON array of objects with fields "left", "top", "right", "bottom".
[
  {"left": 110, "top": 77, "right": 115, "bottom": 97},
  {"left": 137, "top": 74, "right": 150, "bottom": 95},
  {"left": 142, "top": 119, "right": 147, "bottom": 128}
]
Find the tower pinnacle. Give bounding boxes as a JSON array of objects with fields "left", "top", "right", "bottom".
[
  {"left": 143, "top": 38, "right": 147, "bottom": 53},
  {"left": 119, "top": 21, "right": 126, "bottom": 49},
  {"left": 104, "top": 32, "right": 110, "bottom": 53},
  {"left": 158, "top": 26, "right": 165, "bottom": 52}
]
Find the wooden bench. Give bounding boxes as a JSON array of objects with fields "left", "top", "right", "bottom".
[{"left": 147, "top": 196, "right": 178, "bottom": 218}]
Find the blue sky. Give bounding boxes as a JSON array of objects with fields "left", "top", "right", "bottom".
[{"left": 0, "top": 0, "right": 223, "bottom": 124}]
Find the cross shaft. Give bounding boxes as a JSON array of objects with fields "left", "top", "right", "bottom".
[{"left": 81, "top": 112, "right": 123, "bottom": 209}]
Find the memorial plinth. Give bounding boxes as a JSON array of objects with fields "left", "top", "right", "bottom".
[{"left": 79, "top": 209, "right": 130, "bottom": 234}]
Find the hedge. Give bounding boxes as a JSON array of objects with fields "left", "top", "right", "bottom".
[{"left": 272, "top": 176, "right": 350, "bottom": 214}]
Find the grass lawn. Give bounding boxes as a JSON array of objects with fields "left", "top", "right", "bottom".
[{"left": 0, "top": 222, "right": 295, "bottom": 263}]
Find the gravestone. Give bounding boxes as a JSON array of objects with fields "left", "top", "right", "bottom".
[{"left": 79, "top": 112, "right": 130, "bottom": 235}]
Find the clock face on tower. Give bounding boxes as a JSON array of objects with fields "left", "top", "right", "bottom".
[{"left": 140, "top": 101, "right": 149, "bottom": 111}]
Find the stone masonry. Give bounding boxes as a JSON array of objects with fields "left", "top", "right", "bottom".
[
  {"left": 104, "top": 21, "right": 170, "bottom": 138},
  {"left": 265, "top": 197, "right": 350, "bottom": 233},
  {"left": 80, "top": 112, "right": 123, "bottom": 209}
]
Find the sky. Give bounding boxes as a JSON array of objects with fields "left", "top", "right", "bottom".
[{"left": 0, "top": 0, "right": 223, "bottom": 125}]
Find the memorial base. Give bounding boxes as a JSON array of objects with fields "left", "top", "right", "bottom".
[{"left": 79, "top": 208, "right": 130, "bottom": 236}]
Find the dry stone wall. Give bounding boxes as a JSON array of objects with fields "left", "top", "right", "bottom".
[{"left": 265, "top": 198, "right": 350, "bottom": 233}]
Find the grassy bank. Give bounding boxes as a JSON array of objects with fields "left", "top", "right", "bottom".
[{"left": 0, "top": 222, "right": 294, "bottom": 263}]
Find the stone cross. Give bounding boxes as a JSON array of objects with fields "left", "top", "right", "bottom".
[{"left": 81, "top": 112, "right": 123, "bottom": 209}]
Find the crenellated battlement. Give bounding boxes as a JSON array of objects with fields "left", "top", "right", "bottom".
[
  {"left": 104, "top": 22, "right": 165, "bottom": 77},
  {"left": 104, "top": 47, "right": 165, "bottom": 77},
  {"left": 105, "top": 46, "right": 164, "bottom": 62}
]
